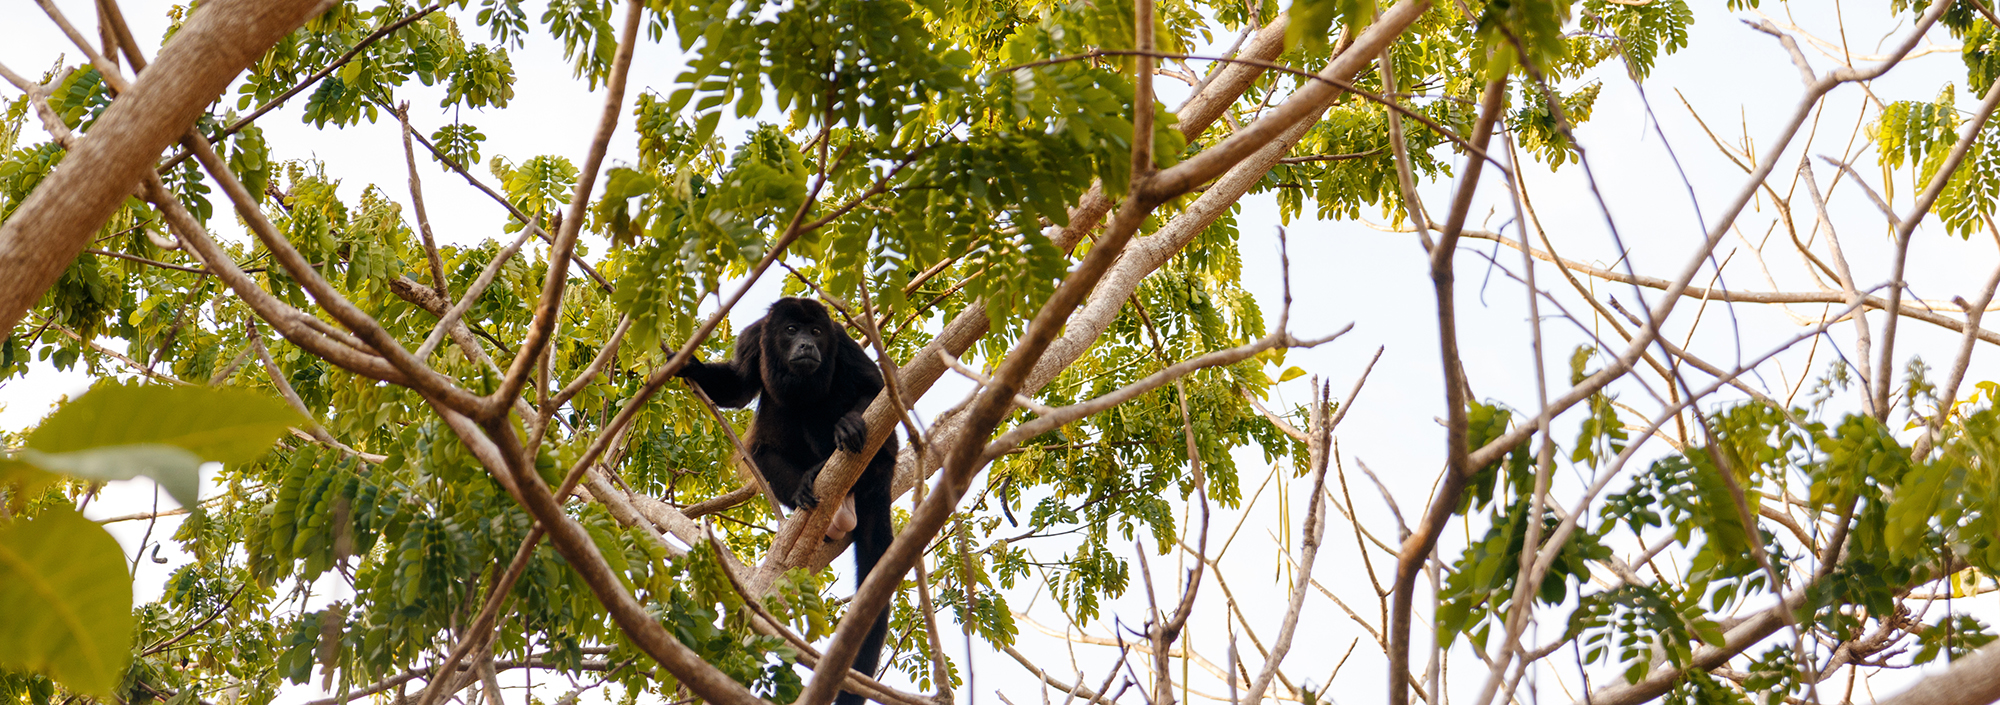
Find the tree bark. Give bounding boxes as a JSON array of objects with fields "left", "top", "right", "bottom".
[
  {"left": 0, "top": 0, "right": 332, "bottom": 334},
  {"left": 1876, "top": 640, "right": 2000, "bottom": 705}
]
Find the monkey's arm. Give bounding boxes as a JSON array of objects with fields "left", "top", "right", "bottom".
[
  {"left": 831, "top": 336, "right": 882, "bottom": 453},
  {"left": 677, "top": 321, "right": 764, "bottom": 407}
]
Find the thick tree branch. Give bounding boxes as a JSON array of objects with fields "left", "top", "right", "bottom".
[
  {"left": 796, "top": 89, "right": 1179, "bottom": 705},
  {"left": 1146, "top": 0, "right": 1432, "bottom": 197},
  {"left": 0, "top": 0, "right": 336, "bottom": 335},
  {"left": 1875, "top": 638, "right": 2000, "bottom": 705},
  {"left": 752, "top": 10, "right": 1313, "bottom": 582}
]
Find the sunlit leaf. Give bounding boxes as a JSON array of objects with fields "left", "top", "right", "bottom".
[{"left": 0, "top": 508, "right": 134, "bottom": 697}]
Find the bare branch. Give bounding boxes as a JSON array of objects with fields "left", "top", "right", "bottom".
[
  {"left": 415, "top": 228, "right": 537, "bottom": 361},
  {"left": 938, "top": 351, "right": 1056, "bottom": 415},
  {"left": 0, "top": 61, "right": 77, "bottom": 149},
  {"left": 1389, "top": 73, "right": 1508, "bottom": 705},
  {"left": 684, "top": 485, "right": 758, "bottom": 520},
  {"left": 310, "top": 654, "right": 613, "bottom": 705},
  {"left": 983, "top": 326, "right": 1350, "bottom": 462},
  {"left": 1870, "top": 65, "right": 2000, "bottom": 417},
  {"left": 1242, "top": 381, "right": 1332, "bottom": 705},
  {"left": 402, "top": 125, "right": 613, "bottom": 292},
  {"left": 397, "top": 102, "right": 450, "bottom": 295},
  {"left": 553, "top": 316, "right": 634, "bottom": 407},
  {"left": 683, "top": 379, "right": 787, "bottom": 517}
]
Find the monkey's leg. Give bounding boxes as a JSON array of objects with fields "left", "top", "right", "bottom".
[{"left": 750, "top": 445, "right": 815, "bottom": 509}]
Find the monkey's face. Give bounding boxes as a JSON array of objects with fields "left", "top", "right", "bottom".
[{"left": 776, "top": 320, "right": 827, "bottom": 374}]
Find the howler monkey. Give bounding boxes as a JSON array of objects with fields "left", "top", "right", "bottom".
[{"left": 679, "top": 297, "right": 895, "bottom": 704}]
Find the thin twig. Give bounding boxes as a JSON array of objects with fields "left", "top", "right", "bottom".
[{"left": 156, "top": 4, "right": 445, "bottom": 172}]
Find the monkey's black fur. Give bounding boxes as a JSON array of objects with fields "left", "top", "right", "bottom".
[{"left": 679, "top": 297, "right": 895, "bottom": 705}]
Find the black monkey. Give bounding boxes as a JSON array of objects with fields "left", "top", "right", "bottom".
[{"left": 679, "top": 297, "right": 896, "bottom": 705}]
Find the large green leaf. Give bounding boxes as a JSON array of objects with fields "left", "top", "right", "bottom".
[
  {"left": 0, "top": 508, "right": 134, "bottom": 697},
  {"left": 7, "top": 445, "right": 203, "bottom": 510},
  {"left": 26, "top": 381, "right": 303, "bottom": 465}
]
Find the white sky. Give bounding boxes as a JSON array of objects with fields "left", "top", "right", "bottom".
[{"left": 4, "top": 1, "right": 2000, "bottom": 704}]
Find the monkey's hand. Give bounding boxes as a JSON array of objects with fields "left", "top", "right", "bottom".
[
  {"left": 791, "top": 468, "right": 822, "bottom": 509},
  {"left": 834, "top": 413, "right": 867, "bottom": 453}
]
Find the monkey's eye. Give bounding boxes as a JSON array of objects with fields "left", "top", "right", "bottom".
[
  {"left": 787, "top": 325, "right": 798, "bottom": 333},
  {"left": 812, "top": 328, "right": 821, "bottom": 336}
]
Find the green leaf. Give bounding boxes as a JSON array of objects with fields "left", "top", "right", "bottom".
[
  {"left": 694, "top": 111, "right": 722, "bottom": 145},
  {"left": 1931, "top": 123, "right": 2000, "bottom": 239},
  {"left": 1689, "top": 618, "right": 1726, "bottom": 646},
  {"left": 7, "top": 445, "right": 202, "bottom": 509},
  {"left": 1277, "top": 366, "right": 1307, "bottom": 383},
  {"left": 1476, "top": 0, "right": 1575, "bottom": 77},
  {"left": 601, "top": 167, "right": 659, "bottom": 200},
  {"left": 1288, "top": 0, "right": 1372, "bottom": 49},
  {"left": 0, "top": 508, "right": 135, "bottom": 697},
  {"left": 1874, "top": 88, "right": 1959, "bottom": 172},
  {"left": 26, "top": 381, "right": 303, "bottom": 465},
  {"left": 1968, "top": 22, "right": 2000, "bottom": 93}
]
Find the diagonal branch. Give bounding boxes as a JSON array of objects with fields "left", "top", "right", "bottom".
[
  {"left": 0, "top": 0, "right": 338, "bottom": 334},
  {"left": 142, "top": 172, "right": 406, "bottom": 385},
  {"left": 181, "top": 128, "right": 486, "bottom": 412},
  {"left": 789, "top": 7, "right": 1436, "bottom": 690},
  {"left": 1454, "top": 0, "right": 1954, "bottom": 509},
  {"left": 400, "top": 124, "right": 613, "bottom": 292},
  {"left": 751, "top": 11, "right": 1317, "bottom": 582},
  {"left": 1388, "top": 73, "right": 1507, "bottom": 705},
  {"left": 443, "top": 413, "right": 767, "bottom": 705},
  {"left": 397, "top": 102, "right": 450, "bottom": 295},
  {"left": 981, "top": 326, "right": 1350, "bottom": 462},
  {"left": 485, "top": 0, "right": 645, "bottom": 421},
  {"left": 414, "top": 228, "right": 537, "bottom": 361},
  {"left": 1243, "top": 381, "right": 1333, "bottom": 705},
  {"left": 1144, "top": 0, "right": 1434, "bottom": 197},
  {"left": 1868, "top": 61, "right": 2000, "bottom": 417}
]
